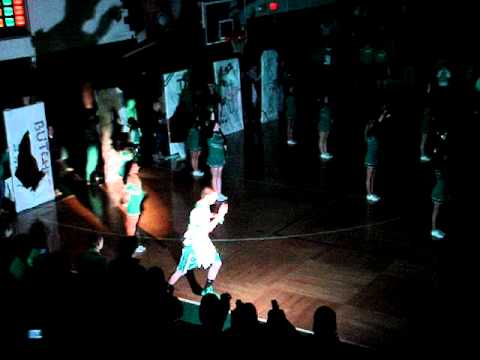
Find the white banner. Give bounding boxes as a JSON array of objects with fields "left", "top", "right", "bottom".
[
  {"left": 3, "top": 103, "right": 55, "bottom": 213},
  {"left": 163, "top": 69, "right": 189, "bottom": 159},
  {"left": 261, "top": 49, "right": 280, "bottom": 123},
  {"left": 213, "top": 58, "right": 244, "bottom": 135}
]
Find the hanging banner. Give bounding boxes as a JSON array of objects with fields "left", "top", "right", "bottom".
[
  {"left": 213, "top": 58, "right": 244, "bottom": 135},
  {"left": 3, "top": 102, "right": 55, "bottom": 213},
  {"left": 261, "top": 49, "right": 280, "bottom": 123},
  {"left": 163, "top": 69, "right": 190, "bottom": 159}
]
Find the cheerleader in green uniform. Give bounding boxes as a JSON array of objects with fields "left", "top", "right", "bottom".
[
  {"left": 430, "top": 130, "right": 448, "bottom": 239},
  {"left": 207, "top": 121, "right": 228, "bottom": 202},
  {"left": 420, "top": 106, "right": 433, "bottom": 162},
  {"left": 285, "top": 85, "right": 297, "bottom": 145},
  {"left": 187, "top": 115, "right": 204, "bottom": 177},
  {"left": 168, "top": 187, "right": 228, "bottom": 296},
  {"left": 121, "top": 161, "right": 145, "bottom": 237},
  {"left": 318, "top": 95, "right": 333, "bottom": 160},
  {"left": 365, "top": 105, "right": 390, "bottom": 203}
]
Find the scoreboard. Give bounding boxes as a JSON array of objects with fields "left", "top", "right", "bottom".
[{"left": 0, "top": 0, "right": 28, "bottom": 37}]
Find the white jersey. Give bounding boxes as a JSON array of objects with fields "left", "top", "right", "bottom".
[{"left": 183, "top": 202, "right": 217, "bottom": 267}]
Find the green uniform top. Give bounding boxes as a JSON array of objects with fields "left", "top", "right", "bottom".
[
  {"left": 207, "top": 132, "right": 226, "bottom": 167},
  {"left": 285, "top": 95, "right": 296, "bottom": 118},
  {"left": 359, "top": 46, "right": 374, "bottom": 65},
  {"left": 364, "top": 124, "right": 380, "bottom": 167},
  {"left": 126, "top": 182, "right": 145, "bottom": 215},
  {"left": 431, "top": 169, "right": 447, "bottom": 203},
  {"left": 374, "top": 49, "right": 388, "bottom": 64},
  {"left": 318, "top": 106, "right": 332, "bottom": 132},
  {"left": 187, "top": 127, "right": 202, "bottom": 151}
]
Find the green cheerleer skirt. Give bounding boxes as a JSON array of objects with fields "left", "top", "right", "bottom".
[
  {"left": 364, "top": 136, "right": 379, "bottom": 167},
  {"left": 187, "top": 128, "right": 202, "bottom": 152}
]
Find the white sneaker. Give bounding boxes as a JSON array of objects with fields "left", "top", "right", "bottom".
[
  {"left": 431, "top": 229, "right": 445, "bottom": 239},
  {"left": 217, "top": 193, "right": 228, "bottom": 201},
  {"left": 192, "top": 170, "right": 204, "bottom": 177},
  {"left": 287, "top": 139, "right": 297, "bottom": 145},
  {"left": 366, "top": 194, "right": 380, "bottom": 202},
  {"left": 420, "top": 155, "right": 431, "bottom": 162},
  {"left": 134, "top": 245, "right": 147, "bottom": 254},
  {"left": 321, "top": 152, "right": 333, "bottom": 160}
]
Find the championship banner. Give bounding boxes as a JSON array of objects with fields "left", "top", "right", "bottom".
[
  {"left": 3, "top": 102, "right": 55, "bottom": 213},
  {"left": 163, "top": 69, "right": 190, "bottom": 159},
  {"left": 213, "top": 58, "right": 244, "bottom": 135},
  {"left": 261, "top": 49, "right": 281, "bottom": 123}
]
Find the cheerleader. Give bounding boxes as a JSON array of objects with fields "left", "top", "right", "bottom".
[
  {"left": 318, "top": 95, "right": 333, "bottom": 160},
  {"left": 120, "top": 161, "right": 145, "bottom": 237},
  {"left": 187, "top": 114, "right": 204, "bottom": 178},
  {"left": 168, "top": 187, "right": 228, "bottom": 296},
  {"left": 365, "top": 105, "right": 390, "bottom": 203},
  {"left": 430, "top": 130, "right": 448, "bottom": 239},
  {"left": 420, "top": 106, "right": 433, "bottom": 162},
  {"left": 207, "top": 119, "right": 228, "bottom": 202},
  {"left": 285, "top": 84, "right": 297, "bottom": 145}
]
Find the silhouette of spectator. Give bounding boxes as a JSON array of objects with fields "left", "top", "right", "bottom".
[
  {"left": 103, "top": 236, "right": 147, "bottom": 349},
  {"left": 77, "top": 234, "right": 107, "bottom": 281},
  {"left": 198, "top": 292, "right": 231, "bottom": 336},
  {"left": 108, "top": 236, "right": 146, "bottom": 284},
  {"left": 143, "top": 266, "right": 171, "bottom": 334},
  {"left": 25, "top": 220, "right": 51, "bottom": 276},
  {"left": 266, "top": 300, "right": 298, "bottom": 337},
  {"left": 8, "top": 234, "right": 35, "bottom": 281},
  {"left": 313, "top": 306, "right": 340, "bottom": 349},
  {"left": 145, "top": 266, "right": 167, "bottom": 295},
  {"left": 226, "top": 300, "right": 264, "bottom": 337}
]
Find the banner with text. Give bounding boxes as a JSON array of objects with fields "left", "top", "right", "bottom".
[{"left": 3, "top": 102, "right": 55, "bottom": 213}]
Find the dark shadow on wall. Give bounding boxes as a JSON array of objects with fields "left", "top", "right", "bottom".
[{"left": 32, "top": 0, "right": 122, "bottom": 54}]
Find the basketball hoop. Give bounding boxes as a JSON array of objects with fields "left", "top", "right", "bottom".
[{"left": 231, "top": 36, "right": 246, "bottom": 55}]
